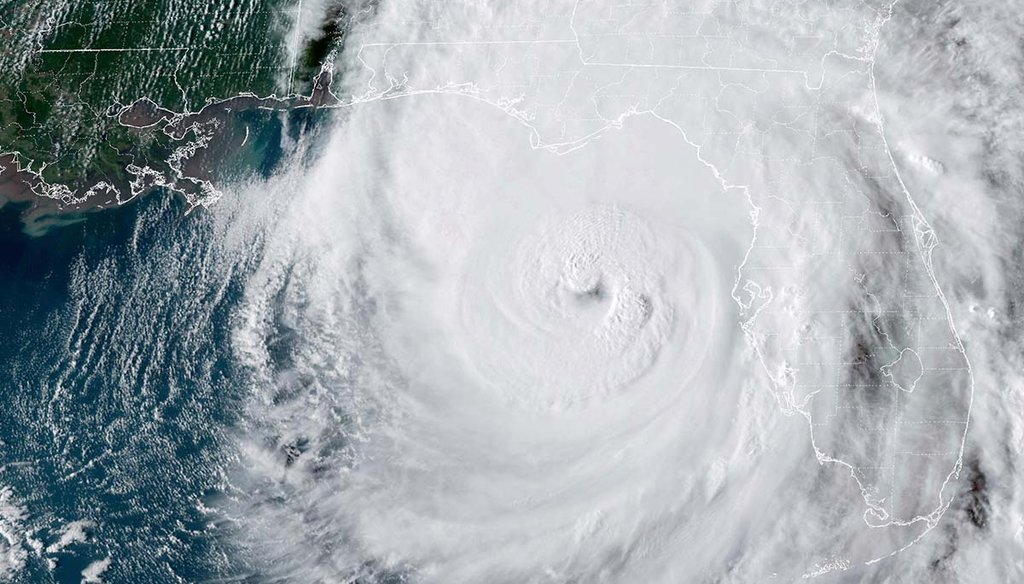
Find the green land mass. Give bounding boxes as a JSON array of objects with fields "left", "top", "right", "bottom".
[{"left": 0, "top": 0, "right": 352, "bottom": 218}]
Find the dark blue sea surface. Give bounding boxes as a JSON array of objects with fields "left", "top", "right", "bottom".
[
  {"left": 0, "top": 106, "right": 344, "bottom": 583},
  {"left": 0, "top": 194, "right": 254, "bottom": 583}
]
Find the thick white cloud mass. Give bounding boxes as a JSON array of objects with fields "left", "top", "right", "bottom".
[{"left": 218, "top": 0, "right": 1024, "bottom": 582}]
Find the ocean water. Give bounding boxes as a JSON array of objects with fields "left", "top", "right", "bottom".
[
  {"left": 5, "top": 1, "right": 1024, "bottom": 582},
  {"left": 0, "top": 104, "right": 372, "bottom": 583},
  {"left": 0, "top": 193, "right": 250, "bottom": 582}
]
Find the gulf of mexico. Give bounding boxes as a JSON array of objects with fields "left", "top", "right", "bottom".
[{"left": 0, "top": 192, "right": 253, "bottom": 583}]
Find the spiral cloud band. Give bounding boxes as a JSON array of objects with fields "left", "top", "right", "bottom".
[{"left": 218, "top": 0, "right": 1007, "bottom": 582}]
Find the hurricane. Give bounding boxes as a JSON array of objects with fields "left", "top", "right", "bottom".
[
  {"left": 217, "top": 1, "right": 983, "bottom": 575},
  {"left": 4, "top": 0, "right": 1024, "bottom": 582}
]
